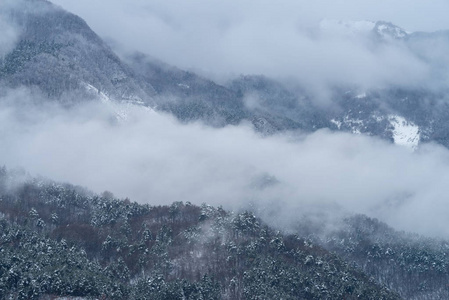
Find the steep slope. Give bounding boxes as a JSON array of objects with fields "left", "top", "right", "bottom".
[
  {"left": 2, "top": 0, "right": 449, "bottom": 150},
  {"left": 127, "top": 53, "right": 247, "bottom": 126},
  {"left": 227, "top": 75, "right": 337, "bottom": 135},
  {"left": 328, "top": 88, "right": 449, "bottom": 149},
  {"left": 304, "top": 215, "right": 449, "bottom": 300},
  {"left": 129, "top": 51, "right": 449, "bottom": 149},
  {"left": 127, "top": 54, "right": 330, "bottom": 134},
  {"left": 0, "top": 0, "right": 155, "bottom": 106}
]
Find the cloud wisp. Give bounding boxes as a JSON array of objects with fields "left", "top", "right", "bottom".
[
  {"left": 50, "top": 0, "right": 449, "bottom": 98},
  {"left": 2, "top": 88, "right": 449, "bottom": 238}
]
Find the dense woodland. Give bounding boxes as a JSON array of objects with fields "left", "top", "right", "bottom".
[
  {"left": 0, "top": 167, "right": 402, "bottom": 299},
  {"left": 312, "top": 215, "right": 449, "bottom": 299}
]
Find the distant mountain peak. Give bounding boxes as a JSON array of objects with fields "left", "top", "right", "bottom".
[
  {"left": 319, "top": 19, "right": 409, "bottom": 41},
  {"left": 373, "top": 21, "right": 408, "bottom": 40}
]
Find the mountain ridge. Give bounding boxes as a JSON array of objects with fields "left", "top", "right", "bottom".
[
  {"left": 3, "top": 0, "right": 449, "bottom": 149},
  {"left": 2, "top": 1, "right": 449, "bottom": 298},
  {"left": 0, "top": 0, "right": 156, "bottom": 106}
]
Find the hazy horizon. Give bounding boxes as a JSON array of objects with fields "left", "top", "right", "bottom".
[{"left": 50, "top": 0, "right": 449, "bottom": 92}]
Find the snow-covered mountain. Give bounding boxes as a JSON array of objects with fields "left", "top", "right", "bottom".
[
  {"left": 1, "top": 0, "right": 449, "bottom": 151},
  {"left": 319, "top": 19, "right": 409, "bottom": 40},
  {"left": 3, "top": 1, "right": 449, "bottom": 299},
  {"left": 0, "top": 0, "right": 155, "bottom": 107}
]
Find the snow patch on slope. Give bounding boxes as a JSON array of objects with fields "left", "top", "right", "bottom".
[
  {"left": 82, "top": 82, "right": 153, "bottom": 121},
  {"left": 333, "top": 113, "right": 420, "bottom": 150},
  {"left": 355, "top": 92, "right": 367, "bottom": 99},
  {"left": 177, "top": 83, "right": 190, "bottom": 89},
  {"left": 330, "top": 119, "right": 342, "bottom": 129},
  {"left": 343, "top": 116, "right": 364, "bottom": 134},
  {"left": 374, "top": 22, "right": 409, "bottom": 40},
  {"left": 388, "top": 115, "right": 420, "bottom": 149}
]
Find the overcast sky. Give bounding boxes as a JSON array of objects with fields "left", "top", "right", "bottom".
[
  {"left": 51, "top": 0, "right": 449, "bottom": 37},
  {"left": 49, "top": 0, "right": 449, "bottom": 94}
]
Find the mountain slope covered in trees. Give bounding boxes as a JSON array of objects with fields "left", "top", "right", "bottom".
[
  {"left": 0, "top": 168, "right": 401, "bottom": 299},
  {"left": 2, "top": 0, "right": 449, "bottom": 148},
  {"left": 0, "top": 0, "right": 155, "bottom": 105},
  {"left": 299, "top": 215, "right": 449, "bottom": 300}
]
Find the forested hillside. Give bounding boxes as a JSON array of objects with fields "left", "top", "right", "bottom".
[
  {"left": 0, "top": 168, "right": 400, "bottom": 299},
  {"left": 309, "top": 215, "right": 449, "bottom": 299}
]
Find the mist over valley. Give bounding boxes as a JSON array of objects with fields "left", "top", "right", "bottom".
[{"left": 2, "top": 1, "right": 449, "bottom": 299}]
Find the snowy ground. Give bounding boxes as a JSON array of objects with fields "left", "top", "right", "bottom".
[{"left": 388, "top": 115, "right": 420, "bottom": 150}]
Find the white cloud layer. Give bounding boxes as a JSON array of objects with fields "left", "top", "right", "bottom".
[
  {"left": 3, "top": 0, "right": 449, "bottom": 239},
  {"left": 2, "top": 89, "right": 449, "bottom": 238},
  {"left": 50, "top": 0, "right": 449, "bottom": 94}
]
